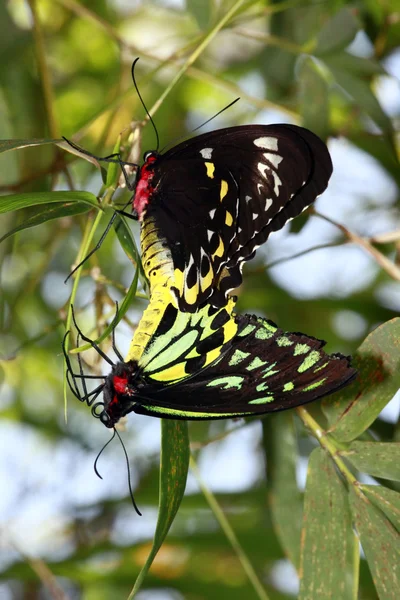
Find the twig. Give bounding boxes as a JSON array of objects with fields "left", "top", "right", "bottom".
[{"left": 313, "top": 210, "right": 400, "bottom": 282}]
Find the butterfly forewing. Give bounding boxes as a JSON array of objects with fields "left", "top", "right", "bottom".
[{"left": 140, "top": 125, "right": 332, "bottom": 310}]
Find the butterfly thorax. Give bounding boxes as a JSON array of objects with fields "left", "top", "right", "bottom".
[{"left": 133, "top": 152, "right": 159, "bottom": 219}]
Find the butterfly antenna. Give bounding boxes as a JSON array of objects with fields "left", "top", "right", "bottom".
[
  {"left": 115, "top": 428, "right": 142, "bottom": 516},
  {"left": 159, "top": 97, "right": 241, "bottom": 154},
  {"left": 111, "top": 301, "right": 124, "bottom": 362},
  {"left": 191, "top": 97, "right": 241, "bottom": 133},
  {"left": 70, "top": 305, "right": 115, "bottom": 366},
  {"left": 131, "top": 57, "right": 160, "bottom": 152},
  {"left": 94, "top": 429, "right": 116, "bottom": 479}
]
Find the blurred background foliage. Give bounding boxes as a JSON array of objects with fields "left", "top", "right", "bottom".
[{"left": 0, "top": 0, "right": 400, "bottom": 599}]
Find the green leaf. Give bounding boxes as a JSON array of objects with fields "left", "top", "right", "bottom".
[
  {"left": 0, "top": 191, "right": 100, "bottom": 213},
  {"left": 322, "top": 318, "right": 400, "bottom": 442},
  {"left": 341, "top": 442, "right": 400, "bottom": 482},
  {"left": 323, "top": 52, "right": 386, "bottom": 76},
  {"left": 299, "top": 448, "right": 358, "bottom": 600},
  {"left": 298, "top": 56, "right": 330, "bottom": 140},
  {"left": 263, "top": 413, "right": 302, "bottom": 568},
  {"left": 0, "top": 138, "right": 62, "bottom": 154},
  {"left": 127, "top": 420, "right": 189, "bottom": 599},
  {"left": 361, "top": 485, "right": 400, "bottom": 532},
  {"left": 315, "top": 7, "right": 360, "bottom": 55},
  {"left": 324, "top": 57, "right": 391, "bottom": 132},
  {"left": 0, "top": 202, "right": 90, "bottom": 244},
  {"left": 105, "top": 137, "right": 121, "bottom": 188},
  {"left": 113, "top": 213, "right": 148, "bottom": 292},
  {"left": 186, "top": 0, "right": 213, "bottom": 29},
  {"left": 350, "top": 487, "right": 400, "bottom": 599},
  {"left": 349, "top": 131, "right": 400, "bottom": 186}
]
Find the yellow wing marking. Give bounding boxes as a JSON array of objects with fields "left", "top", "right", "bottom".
[
  {"left": 205, "top": 162, "right": 215, "bottom": 179},
  {"left": 220, "top": 179, "right": 228, "bottom": 201},
  {"left": 213, "top": 236, "right": 224, "bottom": 258},
  {"left": 225, "top": 211, "right": 233, "bottom": 226},
  {"left": 150, "top": 362, "right": 187, "bottom": 382}
]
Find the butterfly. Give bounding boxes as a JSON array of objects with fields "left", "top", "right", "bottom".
[
  {"left": 134, "top": 124, "right": 332, "bottom": 311},
  {"left": 64, "top": 302, "right": 356, "bottom": 429}
]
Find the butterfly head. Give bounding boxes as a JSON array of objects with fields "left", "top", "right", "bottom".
[{"left": 101, "top": 360, "right": 141, "bottom": 428}]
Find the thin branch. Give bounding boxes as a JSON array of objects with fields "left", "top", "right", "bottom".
[{"left": 313, "top": 210, "right": 400, "bottom": 282}]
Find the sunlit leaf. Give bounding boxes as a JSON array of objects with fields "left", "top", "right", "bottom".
[
  {"left": 0, "top": 202, "right": 90, "bottom": 244},
  {"left": 0, "top": 191, "right": 100, "bottom": 213},
  {"left": 322, "top": 318, "right": 400, "bottom": 442},
  {"left": 341, "top": 441, "right": 400, "bottom": 482},
  {"left": 350, "top": 487, "right": 400, "bottom": 598},
  {"left": 0, "top": 138, "right": 62, "bottom": 154},
  {"left": 299, "top": 448, "right": 358, "bottom": 600}
]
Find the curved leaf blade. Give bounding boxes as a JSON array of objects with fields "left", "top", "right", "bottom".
[
  {"left": 127, "top": 420, "right": 189, "bottom": 599},
  {"left": 0, "top": 138, "right": 62, "bottom": 154},
  {"left": 299, "top": 448, "right": 358, "bottom": 600},
  {"left": 322, "top": 318, "right": 400, "bottom": 442},
  {"left": 0, "top": 191, "right": 100, "bottom": 213},
  {"left": 361, "top": 485, "right": 400, "bottom": 532},
  {"left": 350, "top": 487, "right": 400, "bottom": 599},
  {"left": 0, "top": 202, "right": 90, "bottom": 244},
  {"left": 341, "top": 442, "right": 400, "bottom": 482}
]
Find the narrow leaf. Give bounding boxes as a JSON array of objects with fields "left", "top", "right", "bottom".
[
  {"left": 350, "top": 487, "right": 400, "bottom": 599},
  {"left": 186, "top": 0, "right": 213, "bottom": 29},
  {"left": 299, "top": 448, "right": 357, "bottom": 600},
  {"left": 0, "top": 191, "right": 100, "bottom": 214},
  {"left": 361, "top": 484, "right": 400, "bottom": 532},
  {"left": 0, "top": 138, "right": 62, "bottom": 154},
  {"left": 0, "top": 202, "right": 90, "bottom": 244},
  {"left": 341, "top": 442, "right": 400, "bottom": 482},
  {"left": 263, "top": 413, "right": 302, "bottom": 568},
  {"left": 113, "top": 213, "right": 147, "bottom": 291},
  {"left": 106, "top": 137, "right": 121, "bottom": 188},
  {"left": 315, "top": 7, "right": 360, "bottom": 55},
  {"left": 127, "top": 420, "right": 189, "bottom": 599},
  {"left": 298, "top": 56, "right": 329, "bottom": 140},
  {"left": 325, "top": 59, "right": 391, "bottom": 132},
  {"left": 322, "top": 318, "right": 400, "bottom": 442},
  {"left": 323, "top": 52, "right": 386, "bottom": 76}
]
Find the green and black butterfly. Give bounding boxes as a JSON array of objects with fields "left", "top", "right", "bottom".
[{"left": 64, "top": 303, "right": 356, "bottom": 429}]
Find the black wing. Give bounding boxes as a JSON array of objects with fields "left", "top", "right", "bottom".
[
  {"left": 143, "top": 124, "right": 332, "bottom": 311},
  {"left": 132, "top": 313, "right": 356, "bottom": 419}
]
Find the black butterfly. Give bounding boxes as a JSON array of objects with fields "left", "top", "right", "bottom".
[
  {"left": 134, "top": 124, "right": 332, "bottom": 311},
  {"left": 64, "top": 303, "right": 356, "bottom": 429}
]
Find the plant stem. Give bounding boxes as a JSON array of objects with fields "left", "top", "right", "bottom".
[{"left": 190, "top": 456, "right": 271, "bottom": 600}]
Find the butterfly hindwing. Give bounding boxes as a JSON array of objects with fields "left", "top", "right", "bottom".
[
  {"left": 119, "top": 312, "right": 356, "bottom": 420},
  {"left": 139, "top": 125, "right": 332, "bottom": 310}
]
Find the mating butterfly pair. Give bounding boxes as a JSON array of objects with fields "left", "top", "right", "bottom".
[{"left": 65, "top": 122, "right": 356, "bottom": 428}]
